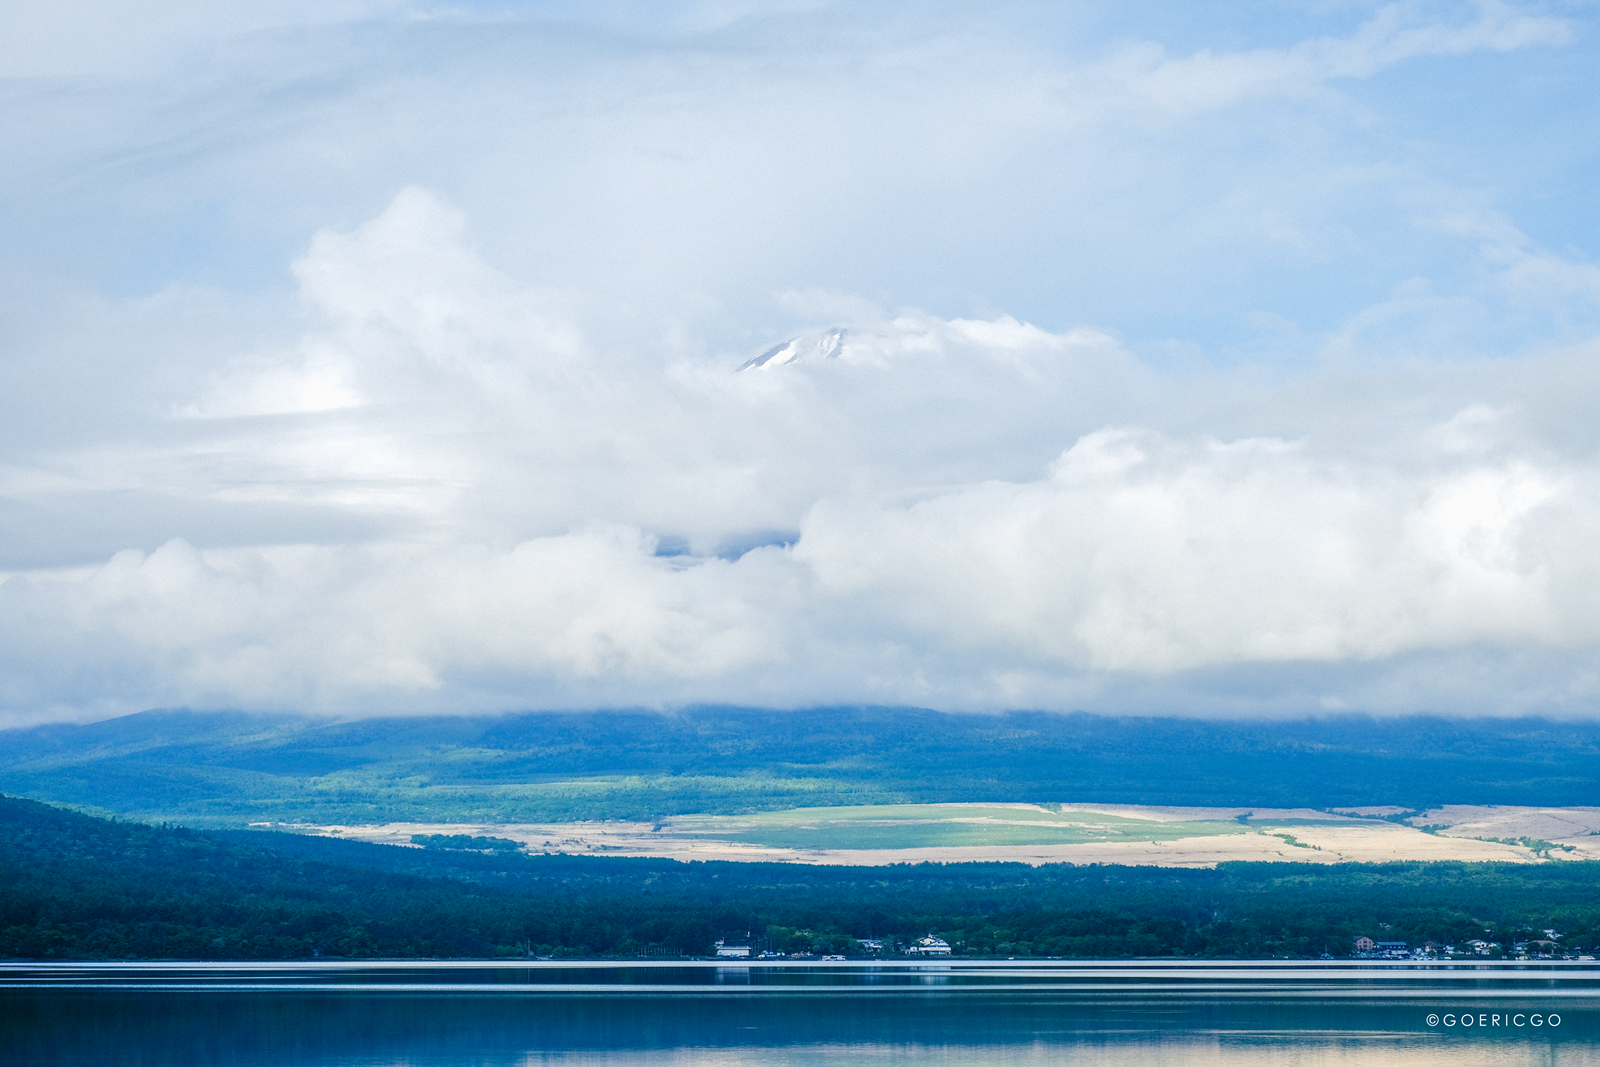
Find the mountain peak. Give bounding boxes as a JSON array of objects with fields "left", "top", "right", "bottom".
[{"left": 738, "top": 327, "right": 846, "bottom": 370}]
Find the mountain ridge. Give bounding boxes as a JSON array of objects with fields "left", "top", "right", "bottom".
[{"left": 1, "top": 706, "right": 1596, "bottom": 826}]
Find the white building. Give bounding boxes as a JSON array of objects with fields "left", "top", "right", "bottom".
[
  {"left": 906, "top": 935, "right": 952, "bottom": 956},
  {"left": 714, "top": 938, "right": 751, "bottom": 958}
]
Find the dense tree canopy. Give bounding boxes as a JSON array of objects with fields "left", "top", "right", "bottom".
[{"left": 5, "top": 795, "right": 1600, "bottom": 961}]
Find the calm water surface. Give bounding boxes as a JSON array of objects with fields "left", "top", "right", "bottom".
[{"left": 4, "top": 960, "right": 1597, "bottom": 1066}]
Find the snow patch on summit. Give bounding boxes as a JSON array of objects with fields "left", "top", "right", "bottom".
[{"left": 739, "top": 328, "right": 846, "bottom": 370}]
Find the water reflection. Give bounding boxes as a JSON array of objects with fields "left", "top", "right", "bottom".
[{"left": 2, "top": 962, "right": 1596, "bottom": 1067}]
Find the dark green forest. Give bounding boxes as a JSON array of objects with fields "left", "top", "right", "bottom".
[
  {"left": 3, "top": 707, "right": 1599, "bottom": 825},
  {"left": 6, "top": 794, "right": 1600, "bottom": 961}
]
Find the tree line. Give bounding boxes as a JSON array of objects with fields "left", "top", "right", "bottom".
[{"left": 5, "top": 794, "right": 1600, "bottom": 960}]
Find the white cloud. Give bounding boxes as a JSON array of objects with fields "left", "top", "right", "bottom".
[
  {"left": 2, "top": 186, "right": 1600, "bottom": 718},
  {"left": 2, "top": 4, "right": 1600, "bottom": 721},
  {"left": 1116, "top": 1, "right": 1571, "bottom": 116},
  {"left": 797, "top": 426, "right": 1591, "bottom": 674},
  {"left": 0, "top": 0, "right": 412, "bottom": 78},
  {"left": 4, "top": 406, "right": 1600, "bottom": 718}
]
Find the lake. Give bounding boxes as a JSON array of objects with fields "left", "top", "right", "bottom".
[{"left": 3, "top": 959, "right": 1597, "bottom": 1065}]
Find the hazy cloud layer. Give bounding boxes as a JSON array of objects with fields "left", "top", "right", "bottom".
[{"left": 2, "top": 2, "right": 1599, "bottom": 722}]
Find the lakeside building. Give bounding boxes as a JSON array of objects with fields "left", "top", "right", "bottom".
[
  {"left": 714, "top": 936, "right": 752, "bottom": 959},
  {"left": 906, "top": 935, "right": 953, "bottom": 957},
  {"left": 1354, "top": 937, "right": 1414, "bottom": 958}
]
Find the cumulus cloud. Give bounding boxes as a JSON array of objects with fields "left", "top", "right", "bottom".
[
  {"left": 798, "top": 427, "right": 1597, "bottom": 671},
  {"left": 5, "top": 398, "right": 1600, "bottom": 718},
  {"left": 2, "top": 185, "right": 1600, "bottom": 720},
  {"left": 2, "top": 3, "right": 1599, "bottom": 721}
]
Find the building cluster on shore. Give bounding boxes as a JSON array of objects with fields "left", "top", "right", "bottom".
[
  {"left": 1353, "top": 933, "right": 1591, "bottom": 961},
  {"left": 713, "top": 934, "right": 951, "bottom": 959}
]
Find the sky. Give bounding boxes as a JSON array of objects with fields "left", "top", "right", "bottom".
[{"left": 2, "top": 0, "right": 1600, "bottom": 724}]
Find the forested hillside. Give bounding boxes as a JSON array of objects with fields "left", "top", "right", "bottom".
[
  {"left": 6, "top": 793, "right": 1600, "bottom": 961},
  {"left": 2, "top": 707, "right": 1597, "bottom": 825}
]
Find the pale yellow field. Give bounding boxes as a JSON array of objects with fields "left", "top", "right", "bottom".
[{"left": 268, "top": 802, "right": 1600, "bottom": 867}]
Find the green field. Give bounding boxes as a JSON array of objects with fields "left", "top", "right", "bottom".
[{"left": 662, "top": 803, "right": 1280, "bottom": 850}]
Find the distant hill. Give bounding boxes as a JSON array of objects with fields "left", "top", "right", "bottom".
[
  {"left": 1, "top": 707, "right": 1597, "bottom": 826},
  {"left": 6, "top": 792, "right": 1600, "bottom": 961}
]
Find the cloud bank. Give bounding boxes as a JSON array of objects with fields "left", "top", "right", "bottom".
[{"left": 2, "top": 2, "right": 1599, "bottom": 721}]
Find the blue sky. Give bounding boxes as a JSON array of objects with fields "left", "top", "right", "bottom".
[{"left": 2, "top": 1, "right": 1599, "bottom": 722}]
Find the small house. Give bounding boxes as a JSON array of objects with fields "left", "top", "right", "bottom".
[
  {"left": 714, "top": 935, "right": 752, "bottom": 959},
  {"left": 906, "top": 935, "right": 952, "bottom": 956}
]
